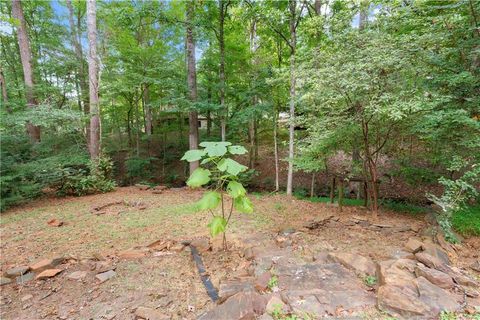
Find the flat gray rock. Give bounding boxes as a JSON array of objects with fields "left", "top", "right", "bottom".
[
  {"left": 5, "top": 266, "right": 30, "bottom": 278},
  {"left": 15, "top": 272, "right": 35, "bottom": 284},
  {"left": 95, "top": 270, "right": 116, "bottom": 283}
]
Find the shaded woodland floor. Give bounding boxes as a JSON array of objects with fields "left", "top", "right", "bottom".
[{"left": 1, "top": 187, "right": 479, "bottom": 319}]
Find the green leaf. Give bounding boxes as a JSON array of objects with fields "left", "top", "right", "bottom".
[
  {"left": 181, "top": 149, "right": 205, "bottom": 162},
  {"left": 234, "top": 195, "right": 254, "bottom": 213},
  {"left": 207, "top": 216, "right": 227, "bottom": 237},
  {"left": 186, "top": 168, "right": 211, "bottom": 187},
  {"left": 200, "top": 158, "right": 212, "bottom": 165},
  {"left": 228, "top": 145, "right": 248, "bottom": 155},
  {"left": 227, "top": 181, "right": 246, "bottom": 198},
  {"left": 199, "top": 141, "right": 232, "bottom": 157},
  {"left": 217, "top": 158, "right": 248, "bottom": 176},
  {"left": 196, "top": 191, "right": 221, "bottom": 210}
]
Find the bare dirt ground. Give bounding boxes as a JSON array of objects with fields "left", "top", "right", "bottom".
[{"left": 1, "top": 187, "right": 478, "bottom": 319}]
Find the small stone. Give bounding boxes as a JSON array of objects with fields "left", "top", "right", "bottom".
[
  {"left": 405, "top": 238, "right": 423, "bottom": 253},
  {"left": 35, "top": 269, "right": 62, "bottom": 280},
  {"left": 135, "top": 306, "right": 169, "bottom": 320},
  {"left": 67, "top": 271, "right": 88, "bottom": 281},
  {"left": 414, "top": 265, "right": 454, "bottom": 289},
  {"left": 94, "top": 261, "right": 115, "bottom": 274},
  {"left": 16, "top": 272, "right": 35, "bottom": 284},
  {"left": 415, "top": 252, "right": 447, "bottom": 270},
  {"left": 156, "top": 296, "right": 173, "bottom": 308},
  {"left": 96, "top": 270, "right": 116, "bottom": 283},
  {"left": 197, "top": 291, "right": 268, "bottom": 320},
  {"left": 218, "top": 279, "right": 254, "bottom": 303},
  {"left": 190, "top": 238, "right": 211, "bottom": 253},
  {"left": 255, "top": 272, "right": 271, "bottom": 292},
  {"left": 328, "top": 252, "right": 376, "bottom": 276},
  {"left": 1, "top": 277, "right": 12, "bottom": 286},
  {"left": 30, "top": 256, "right": 64, "bottom": 273},
  {"left": 47, "top": 219, "right": 63, "bottom": 227},
  {"left": 21, "top": 294, "right": 33, "bottom": 302},
  {"left": 421, "top": 242, "right": 450, "bottom": 265},
  {"left": 470, "top": 260, "right": 480, "bottom": 273},
  {"left": 279, "top": 228, "right": 296, "bottom": 236},
  {"left": 266, "top": 295, "right": 287, "bottom": 315},
  {"left": 5, "top": 266, "right": 30, "bottom": 278},
  {"left": 169, "top": 243, "right": 185, "bottom": 252}
]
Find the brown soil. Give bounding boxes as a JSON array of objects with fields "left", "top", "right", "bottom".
[{"left": 0, "top": 187, "right": 478, "bottom": 319}]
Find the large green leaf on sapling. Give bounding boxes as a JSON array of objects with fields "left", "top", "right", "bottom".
[
  {"left": 234, "top": 195, "right": 254, "bottom": 213},
  {"left": 196, "top": 191, "right": 221, "bottom": 210},
  {"left": 227, "top": 180, "right": 246, "bottom": 198},
  {"left": 208, "top": 216, "right": 227, "bottom": 237},
  {"left": 199, "top": 141, "right": 232, "bottom": 157},
  {"left": 186, "top": 168, "right": 211, "bottom": 187},
  {"left": 217, "top": 158, "right": 248, "bottom": 175},
  {"left": 181, "top": 149, "right": 205, "bottom": 162},
  {"left": 228, "top": 145, "right": 248, "bottom": 155}
]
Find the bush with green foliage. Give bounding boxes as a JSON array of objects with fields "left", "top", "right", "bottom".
[
  {"left": 0, "top": 131, "right": 116, "bottom": 211},
  {"left": 181, "top": 141, "right": 253, "bottom": 250},
  {"left": 125, "top": 156, "right": 156, "bottom": 182},
  {"left": 57, "top": 156, "right": 116, "bottom": 196},
  {"left": 429, "top": 160, "right": 480, "bottom": 243}
]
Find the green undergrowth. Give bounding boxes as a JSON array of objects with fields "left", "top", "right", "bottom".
[
  {"left": 451, "top": 205, "right": 480, "bottom": 237},
  {"left": 295, "top": 193, "right": 428, "bottom": 216}
]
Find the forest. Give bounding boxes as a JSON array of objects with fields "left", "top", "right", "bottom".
[{"left": 0, "top": 0, "right": 479, "bottom": 319}]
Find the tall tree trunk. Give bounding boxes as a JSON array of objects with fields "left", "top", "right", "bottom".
[
  {"left": 127, "top": 105, "right": 132, "bottom": 148},
  {"left": 310, "top": 173, "right": 316, "bottom": 197},
  {"left": 66, "top": 0, "right": 90, "bottom": 144},
  {"left": 186, "top": 0, "right": 199, "bottom": 173},
  {"left": 273, "top": 107, "right": 280, "bottom": 191},
  {"left": 249, "top": 19, "right": 258, "bottom": 169},
  {"left": 359, "top": 0, "right": 368, "bottom": 30},
  {"left": 87, "top": 0, "right": 100, "bottom": 159},
  {"left": 144, "top": 84, "right": 153, "bottom": 135},
  {"left": 361, "top": 118, "right": 379, "bottom": 215},
  {"left": 135, "top": 95, "right": 140, "bottom": 157},
  {"left": 0, "top": 68, "right": 9, "bottom": 112},
  {"left": 314, "top": 0, "right": 322, "bottom": 15},
  {"left": 12, "top": 0, "right": 40, "bottom": 142},
  {"left": 286, "top": 0, "right": 297, "bottom": 196},
  {"left": 219, "top": 0, "right": 227, "bottom": 141}
]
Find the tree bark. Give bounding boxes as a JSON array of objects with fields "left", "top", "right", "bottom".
[
  {"left": 361, "top": 118, "right": 379, "bottom": 214},
  {"left": 286, "top": 0, "right": 297, "bottom": 196},
  {"left": 249, "top": 19, "right": 258, "bottom": 169},
  {"left": 12, "top": 0, "right": 40, "bottom": 142},
  {"left": 314, "top": 0, "right": 322, "bottom": 15},
  {"left": 219, "top": 0, "right": 227, "bottom": 141},
  {"left": 186, "top": 0, "right": 199, "bottom": 173},
  {"left": 87, "top": 0, "right": 100, "bottom": 159},
  {"left": 359, "top": 0, "right": 368, "bottom": 30},
  {"left": 310, "top": 173, "right": 316, "bottom": 197},
  {"left": 66, "top": 0, "right": 90, "bottom": 144},
  {"left": 144, "top": 84, "right": 153, "bottom": 135},
  {"left": 273, "top": 107, "right": 280, "bottom": 191},
  {"left": 0, "top": 68, "right": 9, "bottom": 111}
]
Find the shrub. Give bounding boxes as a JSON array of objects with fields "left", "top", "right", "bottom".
[
  {"left": 57, "top": 156, "right": 116, "bottom": 196},
  {"left": 125, "top": 156, "right": 156, "bottom": 182},
  {"left": 428, "top": 160, "right": 480, "bottom": 243}
]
